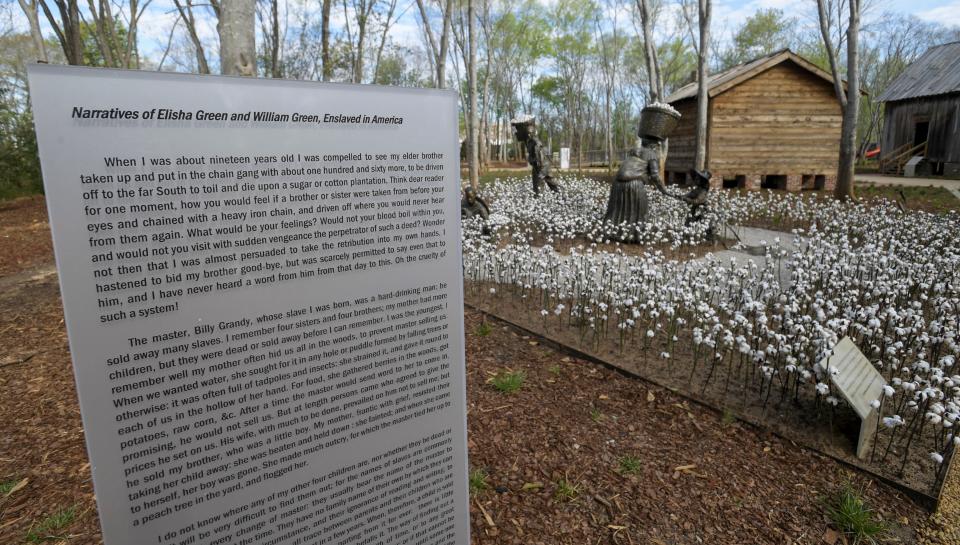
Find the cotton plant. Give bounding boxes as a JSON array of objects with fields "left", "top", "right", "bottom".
[{"left": 463, "top": 175, "right": 960, "bottom": 489}]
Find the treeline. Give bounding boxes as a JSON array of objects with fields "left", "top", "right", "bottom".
[{"left": 0, "top": 0, "right": 958, "bottom": 197}]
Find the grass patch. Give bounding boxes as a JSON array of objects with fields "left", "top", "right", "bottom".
[
  {"left": 476, "top": 321, "right": 492, "bottom": 337},
  {"left": 855, "top": 182, "right": 959, "bottom": 214},
  {"left": 554, "top": 478, "right": 580, "bottom": 502},
  {"left": 721, "top": 408, "right": 736, "bottom": 427},
  {"left": 469, "top": 468, "right": 488, "bottom": 497},
  {"left": 548, "top": 364, "right": 561, "bottom": 375},
  {"left": 0, "top": 479, "right": 20, "bottom": 495},
  {"left": 618, "top": 456, "right": 642, "bottom": 475},
  {"left": 490, "top": 370, "right": 525, "bottom": 393},
  {"left": 26, "top": 505, "right": 76, "bottom": 543},
  {"left": 822, "top": 483, "right": 887, "bottom": 544},
  {"left": 589, "top": 407, "right": 603, "bottom": 422}
]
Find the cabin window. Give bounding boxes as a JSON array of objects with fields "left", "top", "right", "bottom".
[
  {"left": 761, "top": 174, "right": 787, "bottom": 190},
  {"left": 722, "top": 177, "right": 739, "bottom": 189},
  {"left": 814, "top": 175, "right": 826, "bottom": 190}
]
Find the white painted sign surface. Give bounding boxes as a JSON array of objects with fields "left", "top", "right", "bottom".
[
  {"left": 28, "top": 64, "right": 469, "bottom": 545},
  {"left": 560, "top": 147, "right": 570, "bottom": 169},
  {"left": 822, "top": 337, "right": 886, "bottom": 459},
  {"left": 825, "top": 337, "right": 885, "bottom": 419}
]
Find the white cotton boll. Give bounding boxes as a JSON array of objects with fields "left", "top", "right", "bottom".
[
  {"left": 883, "top": 385, "right": 895, "bottom": 397},
  {"left": 870, "top": 399, "right": 881, "bottom": 409},
  {"left": 883, "top": 415, "right": 904, "bottom": 428},
  {"left": 826, "top": 396, "right": 839, "bottom": 406},
  {"left": 930, "top": 452, "right": 944, "bottom": 464},
  {"left": 646, "top": 330, "right": 655, "bottom": 338},
  {"left": 489, "top": 288, "right": 496, "bottom": 294},
  {"left": 816, "top": 383, "right": 830, "bottom": 395}
]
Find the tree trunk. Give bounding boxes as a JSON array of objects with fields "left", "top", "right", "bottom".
[
  {"left": 38, "top": 0, "right": 83, "bottom": 65},
  {"left": 270, "top": 0, "right": 281, "bottom": 77},
  {"left": 321, "top": 0, "right": 332, "bottom": 81},
  {"left": 694, "top": 0, "right": 711, "bottom": 172},
  {"left": 467, "top": 0, "right": 479, "bottom": 190},
  {"left": 172, "top": 0, "right": 210, "bottom": 73},
  {"left": 636, "top": 0, "right": 662, "bottom": 102},
  {"left": 438, "top": 0, "right": 453, "bottom": 87},
  {"left": 219, "top": 0, "right": 256, "bottom": 76},
  {"left": 18, "top": 0, "right": 48, "bottom": 62},
  {"left": 816, "top": 0, "right": 858, "bottom": 200},
  {"left": 836, "top": 0, "right": 859, "bottom": 200}
]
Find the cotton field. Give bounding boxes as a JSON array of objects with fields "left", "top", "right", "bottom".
[{"left": 462, "top": 175, "right": 960, "bottom": 491}]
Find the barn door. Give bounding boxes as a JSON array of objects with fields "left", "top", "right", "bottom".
[{"left": 913, "top": 119, "right": 929, "bottom": 152}]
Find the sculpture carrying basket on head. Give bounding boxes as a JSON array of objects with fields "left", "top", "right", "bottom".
[{"left": 637, "top": 102, "right": 681, "bottom": 141}]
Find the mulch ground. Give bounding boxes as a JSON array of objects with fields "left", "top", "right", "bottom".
[{"left": 0, "top": 196, "right": 956, "bottom": 544}]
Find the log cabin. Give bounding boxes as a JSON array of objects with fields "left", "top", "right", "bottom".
[
  {"left": 877, "top": 41, "right": 960, "bottom": 178},
  {"left": 665, "top": 49, "right": 844, "bottom": 191}
]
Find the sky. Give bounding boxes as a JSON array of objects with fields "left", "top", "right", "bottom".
[
  {"left": 715, "top": 0, "right": 960, "bottom": 28},
  {"left": 7, "top": 0, "right": 960, "bottom": 70}
]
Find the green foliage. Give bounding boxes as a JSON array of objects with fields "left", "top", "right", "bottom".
[
  {"left": 0, "top": 89, "right": 42, "bottom": 200},
  {"left": 0, "top": 479, "right": 19, "bottom": 495},
  {"left": 80, "top": 20, "right": 131, "bottom": 68},
  {"left": 554, "top": 478, "right": 579, "bottom": 502},
  {"left": 657, "top": 38, "right": 698, "bottom": 95},
  {"left": 822, "top": 483, "right": 887, "bottom": 544},
  {"left": 720, "top": 9, "right": 794, "bottom": 69},
  {"left": 476, "top": 321, "right": 493, "bottom": 337},
  {"left": 589, "top": 407, "right": 603, "bottom": 422},
  {"left": 721, "top": 408, "right": 736, "bottom": 427},
  {"left": 618, "top": 456, "right": 642, "bottom": 475},
  {"left": 26, "top": 506, "right": 76, "bottom": 543},
  {"left": 490, "top": 370, "right": 526, "bottom": 393},
  {"left": 547, "top": 364, "right": 561, "bottom": 375},
  {"left": 469, "top": 468, "right": 489, "bottom": 497}
]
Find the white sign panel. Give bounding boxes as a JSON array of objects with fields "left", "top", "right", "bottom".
[
  {"left": 28, "top": 64, "right": 469, "bottom": 545},
  {"left": 822, "top": 337, "right": 886, "bottom": 459},
  {"left": 559, "top": 147, "right": 570, "bottom": 170}
]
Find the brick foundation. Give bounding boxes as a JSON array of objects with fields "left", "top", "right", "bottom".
[
  {"left": 786, "top": 175, "right": 803, "bottom": 192},
  {"left": 820, "top": 175, "right": 837, "bottom": 191},
  {"left": 710, "top": 173, "right": 838, "bottom": 192},
  {"left": 709, "top": 173, "right": 723, "bottom": 190}
]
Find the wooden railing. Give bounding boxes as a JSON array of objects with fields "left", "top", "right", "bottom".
[{"left": 879, "top": 141, "right": 927, "bottom": 175}]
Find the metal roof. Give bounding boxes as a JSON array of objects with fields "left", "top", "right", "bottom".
[
  {"left": 666, "top": 49, "right": 840, "bottom": 103},
  {"left": 877, "top": 42, "right": 960, "bottom": 103}
]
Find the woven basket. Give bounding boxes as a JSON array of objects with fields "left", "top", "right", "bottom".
[
  {"left": 511, "top": 119, "right": 535, "bottom": 141},
  {"left": 638, "top": 105, "right": 681, "bottom": 141}
]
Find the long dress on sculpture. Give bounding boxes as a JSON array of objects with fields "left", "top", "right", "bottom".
[
  {"left": 603, "top": 104, "right": 681, "bottom": 242},
  {"left": 603, "top": 144, "right": 659, "bottom": 228}
]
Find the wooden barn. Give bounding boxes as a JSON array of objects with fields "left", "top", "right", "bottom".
[
  {"left": 877, "top": 41, "right": 960, "bottom": 178},
  {"left": 665, "top": 49, "right": 844, "bottom": 191}
]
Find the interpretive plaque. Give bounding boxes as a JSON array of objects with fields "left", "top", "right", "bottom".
[
  {"left": 821, "top": 337, "right": 886, "bottom": 459},
  {"left": 28, "top": 64, "right": 469, "bottom": 545}
]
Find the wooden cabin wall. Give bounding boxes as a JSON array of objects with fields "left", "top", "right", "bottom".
[
  {"left": 881, "top": 94, "right": 960, "bottom": 164},
  {"left": 708, "top": 62, "right": 841, "bottom": 175},
  {"left": 663, "top": 100, "right": 698, "bottom": 173}
]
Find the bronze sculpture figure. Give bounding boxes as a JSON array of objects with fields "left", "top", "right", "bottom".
[
  {"left": 512, "top": 117, "right": 560, "bottom": 196},
  {"left": 461, "top": 186, "right": 492, "bottom": 236},
  {"left": 603, "top": 103, "right": 681, "bottom": 241}
]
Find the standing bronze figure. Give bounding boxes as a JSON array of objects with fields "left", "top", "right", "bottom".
[
  {"left": 603, "top": 104, "right": 681, "bottom": 241},
  {"left": 512, "top": 117, "right": 560, "bottom": 196}
]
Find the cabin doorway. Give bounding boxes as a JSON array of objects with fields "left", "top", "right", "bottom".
[{"left": 913, "top": 120, "right": 929, "bottom": 151}]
